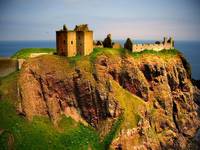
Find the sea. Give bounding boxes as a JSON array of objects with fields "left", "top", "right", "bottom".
[{"left": 0, "top": 40, "right": 200, "bottom": 79}]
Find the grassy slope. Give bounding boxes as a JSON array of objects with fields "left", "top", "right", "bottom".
[
  {"left": 0, "top": 101, "right": 101, "bottom": 150},
  {"left": 0, "top": 71, "right": 19, "bottom": 105},
  {"left": 0, "top": 48, "right": 182, "bottom": 149},
  {"left": 111, "top": 80, "right": 146, "bottom": 129},
  {"left": 12, "top": 48, "right": 56, "bottom": 59}
]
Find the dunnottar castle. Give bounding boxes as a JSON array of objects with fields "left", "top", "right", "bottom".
[{"left": 56, "top": 24, "right": 174, "bottom": 57}]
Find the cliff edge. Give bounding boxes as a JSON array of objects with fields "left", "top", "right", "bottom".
[{"left": 18, "top": 48, "right": 200, "bottom": 149}]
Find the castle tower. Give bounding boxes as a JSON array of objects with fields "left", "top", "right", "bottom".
[
  {"left": 56, "top": 24, "right": 93, "bottom": 57},
  {"left": 74, "top": 24, "right": 93, "bottom": 55},
  {"left": 56, "top": 25, "right": 77, "bottom": 57}
]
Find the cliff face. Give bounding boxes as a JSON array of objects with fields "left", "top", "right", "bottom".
[{"left": 18, "top": 49, "right": 200, "bottom": 149}]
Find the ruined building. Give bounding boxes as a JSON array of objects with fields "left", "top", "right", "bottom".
[
  {"left": 132, "top": 37, "right": 174, "bottom": 52},
  {"left": 94, "top": 34, "right": 122, "bottom": 49},
  {"left": 56, "top": 24, "right": 93, "bottom": 57}
]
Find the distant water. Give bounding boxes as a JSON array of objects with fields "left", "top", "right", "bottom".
[
  {"left": 0, "top": 40, "right": 200, "bottom": 79},
  {"left": 175, "top": 41, "right": 200, "bottom": 80},
  {"left": 0, "top": 40, "right": 55, "bottom": 57}
]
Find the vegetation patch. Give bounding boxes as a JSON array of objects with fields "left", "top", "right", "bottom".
[
  {"left": 130, "top": 49, "right": 179, "bottom": 59},
  {"left": 67, "top": 54, "right": 82, "bottom": 66},
  {"left": 101, "top": 115, "right": 124, "bottom": 149},
  {"left": 110, "top": 80, "right": 146, "bottom": 129},
  {"left": 0, "top": 71, "right": 19, "bottom": 105},
  {"left": 0, "top": 100, "right": 102, "bottom": 150},
  {"left": 0, "top": 98, "right": 121, "bottom": 150},
  {"left": 89, "top": 48, "right": 126, "bottom": 63}
]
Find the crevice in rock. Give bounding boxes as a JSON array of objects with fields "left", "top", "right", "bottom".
[
  {"left": 143, "top": 64, "right": 152, "bottom": 81},
  {"left": 38, "top": 77, "right": 51, "bottom": 120},
  {"left": 29, "top": 69, "right": 51, "bottom": 120},
  {"left": 172, "top": 101, "right": 180, "bottom": 132}
]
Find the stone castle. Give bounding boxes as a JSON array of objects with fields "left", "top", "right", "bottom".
[
  {"left": 56, "top": 24, "right": 174, "bottom": 57},
  {"left": 56, "top": 24, "right": 93, "bottom": 57}
]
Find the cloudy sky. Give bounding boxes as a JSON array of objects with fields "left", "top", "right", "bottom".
[{"left": 0, "top": 0, "right": 200, "bottom": 41}]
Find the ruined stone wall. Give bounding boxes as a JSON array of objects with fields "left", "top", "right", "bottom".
[
  {"left": 132, "top": 42, "right": 173, "bottom": 52},
  {"left": 67, "top": 31, "right": 77, "bottom": 57},
  {"left": 83, "top": 31, "right": 93, "bottom": 55},
  {"left": 56, "top": 31, "right": 67, "bottom": 56}
]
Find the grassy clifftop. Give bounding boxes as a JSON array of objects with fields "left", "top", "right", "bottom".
[
  {"left": 12, "top": 48, "right": 56, "bottom": 59},
  {"left": 11, "top": 47, "right": 178, "bottom": 60}
]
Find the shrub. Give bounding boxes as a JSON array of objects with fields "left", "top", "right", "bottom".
[
  {"left": 103, "top": 34, "right": 112, "bottom": 48},
  {"left": 124, "top": 38, "right": 133, "bottom": 51}
]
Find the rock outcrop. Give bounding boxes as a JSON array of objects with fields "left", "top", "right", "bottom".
[
  {"left": 19, "top": 56, "right": 122, "bottom": 130},
  {"left": 18, "top": 50, "right": 200, "bottom": 149}
]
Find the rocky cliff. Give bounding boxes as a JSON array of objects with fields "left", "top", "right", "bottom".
[{"left": 18, "top": 49, "right": 200, "bottom": 149}]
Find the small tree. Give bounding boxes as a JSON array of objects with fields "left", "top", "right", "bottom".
[
  {"left": 124, "top": 38, "right": 133, "bottom": 51},
  {"left": 103, "top": 34, "right": 112, "bottom": 48}
]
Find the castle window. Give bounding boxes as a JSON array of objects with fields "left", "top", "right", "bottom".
[{"left": 71, "top": 41, "right": 73, "bottom": 45}]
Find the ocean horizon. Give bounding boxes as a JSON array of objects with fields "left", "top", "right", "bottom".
[{"left": 0, "top": 40, "right": 200, "bottom": 79}]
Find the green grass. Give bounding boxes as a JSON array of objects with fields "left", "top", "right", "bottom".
[
  {"left": 130, "top": 49, "right": 179, "bottom": 59},
  {"left": 0, "top": 71, "right": 19, "bottom": 105},
  {"left": 102, "top": 116, "right": 124, "bottom": 149},
  {"left": 67, "top": 54, "right": 83, "bottom": 66},
  {"left": 0, "top": 99, "right": 122, "bottom": 150},
  {"left": 110, "top": 80, "right": 146, "bottom": 129},
  {"left": 0, "top": 100, "right": 103, "bottom": 150},
  {"left": 11, "top": 47, "right": 179, "bottom": 64},
  {"left": 12, "top": 48, "right": 56, "bottom": 59},
  {"left": 88, "top": 48, "right": 179, "bottom": 64},
  {"left": 89, "top": 48, "right": 126, "bottom": 63},
  {"left": 90, "top": 48, "right": 179, "bottom": 60}
]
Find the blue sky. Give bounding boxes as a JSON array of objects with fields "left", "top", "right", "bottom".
[{"left": 0, "top": 0, "right": 200, "bottom": 41}]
